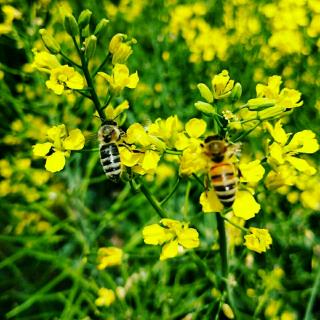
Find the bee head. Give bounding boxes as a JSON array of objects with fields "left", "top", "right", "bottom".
[
  {"left": 204, "top": 135, "right": 227, "bottom": 162},
  {"left": 98, "top": 122, "right": 121, "bottom": 143}
]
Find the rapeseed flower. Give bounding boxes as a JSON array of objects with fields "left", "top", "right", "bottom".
[
  {"left": 142, "top": 219, "right": 200, "bottom": 260},
  {"left": 33, "top": 124, "right": 85, "bottom": 172},
  {"left": 97, "top": 247, "right": 123, "bottom": 270},
  {"left": 98, "top": 64, "right": 139, "bottom": 95},
  {"left": 244, "top": 227, "right": 272, "bottom": 253},
  {"left": 46, "top": 65, "right": 85, "bottom": 95},
  {"left": 95, "top": 288, "right": 116, "bottom": 307}
]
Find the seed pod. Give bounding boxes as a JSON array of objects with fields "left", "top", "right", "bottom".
[
  {"left": 197, "top": 83, "right": 213, "bottom": 103},
  {"left": 194, "top": 101, "right": 216, "bottom": 115}
]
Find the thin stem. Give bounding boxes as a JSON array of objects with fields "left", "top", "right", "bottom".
[
  {"left": 164, "top": 149, "right": 182, "bottom": 155},
  {"left": 221, "top": 214, "right": 248, "bottom": 232},
  {"left": 192, "top": 173, "right": 205, "bottom": 189},
  {"left": 74, "top": 90, "right": 92, "bottom": 99},
  {"left": 160, "top": 176, "right": 180, "bottom": 205},
  {"left": 72, "top": 35, "right": 106, "bottom": 122},
  {"left": 304, "top": 265, "right": 320, "bottom": 320},
  {"left": 216, "top": 212, "right": 239, "bottom": 318},
  {"left": 232, "top": 121, "right": 261, "bottom": 143},
  {"left": 59, "top": 51, "right": 82, "bottom": 69},
  {"left": 139, "top": 181, "right": 167, "bottom": 218},
  {"left": 92, "top": 53, "right": 110, "bottom": 77}
]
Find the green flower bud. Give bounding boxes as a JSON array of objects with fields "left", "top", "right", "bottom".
[
  {"left": 85, "top": 35, "right": 97, "bottom": 60},
  {"left": 230, "top": 82, "right": 242, "bottom": 101},
  {"left": 81, "top": 25, "right": 90, "bottom": 38},
  {"left": 94, "top": 18, "right": 110, "bottom": 37},
  {"left": 64, "top": 14, "right": 79, "bottom": 37},
  {"left": 78, "top": 9, "right": 92, "bottom": 29},
  {"left": 247, "top": 98, "right": 276, "bottom": 110},
  {"left": 257, "top": 105, "right": 285, "bottom": 120},
  {"left": 194, "top": 101, "right": 216, "bottom": 115},
  {"left": 39, "top": 29, "right": 60, "bottom": 54},
  {"left": 197, "top": 83, "right": 213, "bottom": 103}
]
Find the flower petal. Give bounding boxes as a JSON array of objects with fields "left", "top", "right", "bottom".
[
  {"left": 33, "top": 142, "right": 52, "bottom": 157},
  {"left": 63, "top": 129, "right": 85, "bottom": 150},
  {"left": 45, "top": 151, "right": 66, "bottom": 172},
  {"left": 232, "top": 190, "right": 260, "bottom": 220}
]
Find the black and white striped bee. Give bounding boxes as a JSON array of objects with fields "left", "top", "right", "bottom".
[{"left": 98, "top": 121, "right": 123, "bottom": 182}]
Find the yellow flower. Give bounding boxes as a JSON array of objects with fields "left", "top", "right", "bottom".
[
  {"left": 244, "top": 227, "right": 272, "bottom": 253},
  {"left": 199, "top": 190, "right": 223, "bottom": 213},
  {"left": 239, "top": 160, "right": 265, "bottom": 184},
  {"left": 212, "top": 70, "right": 234, "bottom": 99},
  {"left": 32, "top": 125, "right": 85, "bottom": 172},
  {"left": 105, "top": 100, "right": 129, "bottom": 120},
  {"left": 98, "top": 64, "right": 139, "bottom": 95},
  {"left": 142, "top": 219, "right": 200, "bottom": 260},
  {"left": 232, "top": 190, "right": 260, "bottom": 220},
  {"left": 0, "top": 5, "right": 21, "bottom": 35},
  {"left": 95, "top": 288, "right": 116, "bottom": 307},
  {"left": 46, "top": 65, "right": 84, "bottom": 95},
  {"left": 33, "top": 51, "right": 61, "bottom": 73},
  {"left": 266, "top": 121, "right": 318, "bottom": 175},
  {"left": 97, "top": 247, "right": 123, "bottom": 270},
  {"left": 185, "top": 118, "right": 207, "bottom": 138}
]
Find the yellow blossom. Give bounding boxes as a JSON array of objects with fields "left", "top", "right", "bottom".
[
  {"left": 233, "top": 190, "right": 260, "bottom": 220},
  {"left": 33, "top": 51, "right": 61, "bottom": 73},
  {"left": 32, "top": 124, "right": 85, "bottom": 172},
  {"left": 239, "top": 160, "right": 265, "bottom": 183},
  {"left": 97, "top": 247, "right": 123, "bottom": 270},
  {"left": 212, "top": 70, "right": 234, "bottom": 99},
  {"left": 105, "top": 100, "right": 129, "bottom": 120},
  {"left": 199, "top": 190, "right": 223, "bottom": 213},
  {"left": 244, "top": 227, "right": 272, "bottom": 253},
  {"left": 98, "top": 64, "right": 139, "bottom": 95},
  {"left": 95, "top": 288, "right": 116, "bottom": 307},
  {"left": 185, "top": 118, "right": 207, "bottom": 138},
  {"left": 46, "top": 65, "right": 84, "bottom": 95},
  {"left": 142, "top": 219, "right": 200, "bottom": 260}
]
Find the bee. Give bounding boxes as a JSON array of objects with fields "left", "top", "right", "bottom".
[
  {"left": 98, "top": 121, "right": 123, "bottom": 182},
  {"left": 204, "top": 135, "right": 240, "bottom": 208}
]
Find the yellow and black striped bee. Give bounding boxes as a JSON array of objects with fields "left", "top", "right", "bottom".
[
  {"left": 204, "top": 135, "right": 240, "bottom": 207},
  {"left": 98, "top": 121, "right": 123, "bottom": 182}
]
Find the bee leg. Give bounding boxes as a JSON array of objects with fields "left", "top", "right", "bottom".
[{"left": 204, "top": 174, "right": 210, "bottom": 197}]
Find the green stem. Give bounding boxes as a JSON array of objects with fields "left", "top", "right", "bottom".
[
  {"left": 139, "top": 182, "right": 167, "bottom": 218},
  {"left": 304, "top": 265, "right": 320, "bottom": 320},
  {"left": 160, "top": 176, "right": 180, "bottom": 205},
  {"left": 232, "top": 121, "right": 261, "bottom": 143},
  {"left": 72, "top": 36, "right": 106, "bottom": 122},
  {"left": 59, "top": 51, "right": 82, "bottom": 69},
  {"left": 164, "top": 149, "right": 182, "bottom": 155},
  {"left": 221, "top": 214, "right": 248, "bottom": 233},
  {"left": 92, "top": 53, "right": 110, "bottom": 77},
  {"left": 216, "top": 212, "right": 239, "bottom": 318}
]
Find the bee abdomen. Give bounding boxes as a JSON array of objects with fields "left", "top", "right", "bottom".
[
  {"left": 210, "top": 163, "right": 238, "bottom": 207},
  {"left": 99, "top": 143, "right": 121, "bottom": 181}
]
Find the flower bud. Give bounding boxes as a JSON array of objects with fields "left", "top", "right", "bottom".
[
  {"left": 39, "top": 29, "right": 60, "bottom": 54},
  {"left": 78, "top": 9, "right": 92, "bottom": 29},
  {"left": 222, "top": 303, "right": 235, "bottom": 319},
  {"left": 81, "top": 25, "right": 90, "bottom": 38},
  {"left": 197, "top": 83, "right": 213, "bottom": 103},
  {"left": 112, "top": 43, "right": 132, "bottom": 64},
  {"left": 109, "top": 33, "right": 126, "bottom": 54},
  {"left": 194, "top": 101, "right": 216, "bottom": 115},
  {"left": 85, "top": 35, "right": 97, "bottom": 60},
  {"left": 258, "top": 105, "right": 285, "bottom": 120},
  {"left": 64, "top": 14, "right": 79, "bottom": 37},
  {"left": 230, "top": 82, "right": 242, "bottom": 101},
  {"left": 247, "top": 98, "right": 276, "bottom": 110},
  {"left": 94, "top": 18, "right": 109, "bottom": 37}
]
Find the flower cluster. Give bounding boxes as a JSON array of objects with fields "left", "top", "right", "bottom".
[
  {"left": 142, "top": 219, "right": 200, "bottom": 260},
  {"left": 96, "top": 247, "right": 123, "bottom": 270},
  {"left": 33, "top": 124, "right": 85, "bottom": 172}
]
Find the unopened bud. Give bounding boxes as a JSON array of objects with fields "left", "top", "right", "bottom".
[
  {"left": 109, "top": 33, "right": 126, "bottom": 54},
  {"left": 112, "top": 43, "right": 132, "bottom": 64},
  {"left": 258, "top": 105, "right": 284, "bottom": 120},
  {"left": 39, "top": 29, "right": 60, "bottom": 54},
  {"left": 222, "top": 303, "right": 235, "bottom": 319},
  {"left": 64, "top": 14, "right": 79, "bottom": 37},
  {"left": 247, "top": 98, "right": 276, "bottom": 110},
  {"left": 78, "top": 9, "right": 92, "bottom": 29},
  {"left": 94, "top": 18, "right": 109, "bottom": 37},
  {"left": 230, "top": 82, "right": 242, "bottom": 101},
  {"left": 85, "top": 35, "right": 97, "bottom": 60},
  {"left": 197, "top": 83, "right": 213, "bottom": 103},
  {"left": 81, "top": 25, "right": 90, "bottom": 38},
  {"left": 194, "top": 101, "right": 216, "bottom": 115}
]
